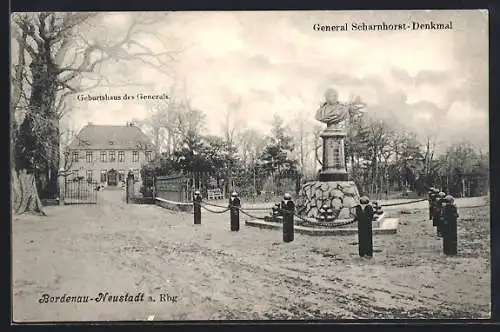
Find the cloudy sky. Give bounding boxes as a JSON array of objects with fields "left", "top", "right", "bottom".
[{"left": 36, "top": 10, "right": 490, "bottom": 150}]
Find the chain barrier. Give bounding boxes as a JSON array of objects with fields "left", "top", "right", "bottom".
[
  {"left": 379, "top": 198, "right": 488, "bottom": 209},
  {"left": 199, "top": 199, "right": 277, "bottom": 211},
  {"left": 200, "top": 200, "right": 229, "bottom": 209},
  {"left": 159, "top": 195, "right": 486, "bottom": 223},
  {"left": 238, "top": 208, "right": 269, "bottom": 221},
  {"left": 459, "top": 204, "right": 489, "bottom": 209},
  {"left": 235, "top": 206, "right": 276, "bottom": 211},
  {"left": 379, "top": 198, "right": 428, "bottom": 207},
  {"left": 199, "top": 202, "right": 230, "bottom": 214}
]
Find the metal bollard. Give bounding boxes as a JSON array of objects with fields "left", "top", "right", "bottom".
[
  {"left": 358, "top": 196, "right": 374, "bottom": 258},
  {"left": 427, "top": 188, "right": 435, "bottom": 221},
  {"left": 229, "top": 192, "right": 241, "bottom": 231},
  {"left": 281, "top": 193, "right": 295, "bottom": 243},
  {"left": 193, "top": 190, "right": 202, "bottom": 225},
  {"left": 442, "top": 195, "right": 458, "bottom": 256},
  {"left": 443, "top": 219, "right": 458, "bottom": 256},
  {"left": 436, "top": 191, "right": 446, "bottom": 237}
]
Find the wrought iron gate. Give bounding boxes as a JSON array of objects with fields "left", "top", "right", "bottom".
[{"left": 64, "top": 178, "right": 98, "bottom": 204}]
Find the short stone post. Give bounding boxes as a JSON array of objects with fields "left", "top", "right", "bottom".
[
  {"left": 229, "top": 192, "right": 241, "bottom": 231},
  {"left": 58, "top": 168, "right": 65, "bottom": 206},
  {"left": 442, "top": 195, "right": 458, "bottom": 256},
  {"left": 281, "top": 193, "right": 295, "bottom": 243},
  {"left": 357, "top": 196, "right": 374, "bottom": 258},
  {"left": 193, "top": 190, "right": 202, "bottom": 225},
  {"left": 427, "top": 188, "right": 435, "bottom": 221},
  {"left": 436, "top": 191, "right": 446, "bottom": 237}
]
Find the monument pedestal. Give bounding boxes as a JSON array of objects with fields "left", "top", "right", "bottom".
[
  {"left": 318, "top": 127, "right": 348, "bottom": 181},
  {"left": 296, "top": 124, "right": 361, "bottom": 222}
]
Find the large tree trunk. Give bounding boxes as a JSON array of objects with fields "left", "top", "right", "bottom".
[
  {"left": 20, "top": 53, "right": 59, "bottom": 201},
  {"left": 12, "top": 169, "right": 46, "bottom": 216}
]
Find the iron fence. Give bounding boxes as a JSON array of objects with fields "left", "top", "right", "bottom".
[{"left": 64, "top": 178, "right": 98, "bottom": 204}]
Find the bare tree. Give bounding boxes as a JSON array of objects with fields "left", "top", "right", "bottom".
[
  {"left": 238, "top": 128, "right": 266, "bottom": 194},
  {"left": 289, "top": 110, "right": 317, "bottom": 188},
  {"left": 365, "top": 118, "right": 392, "bottom": 197},
  {"left": 133, "top": 97, "right": 175, "bottom": 155},
  {"left": 221, "top": 97, "right": 242, "bottom": 192},
  {"left": 422, "top": 135, "right": 438, "bottom": 185},
  {"left": 59, "top": 122, "right": 83, "bottom": 174}
]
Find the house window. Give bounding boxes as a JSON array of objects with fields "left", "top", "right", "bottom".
[
  {"left": 100, "top": 151, "right": 107, "bottom": 162},
  {"left": 118, "top": 151, "right": 125, "bottom": 162},
  {"left": 86, "top": 151, "right": 93, "bottom": 163},
  {"left": 118, "top": 170, "right": 125, "bottom": 182},
  {"left": 86, "top": 170, "right": 93, "bottom": 182},
  {"left": 100, "top": 170, "right": 107, "bottom": 183},
  {"left": 109, "top": 151, "right": 116, "bottom": 162},
  {"left": 132, "top": 151, "right": 139, "bottom": 162},
  {"left": 72, "top": 152, "right": 79, "bottom": 162},
  {"left": 145, "top": 151, "right": 152, "bottom": 162}
]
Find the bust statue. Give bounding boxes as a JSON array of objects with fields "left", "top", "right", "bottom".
[
  {"left": 315, "top": 88, "right": 366, "bottom": 128},
  {"left": 315, "top": 88, "right": 348, "bottom": 127}
]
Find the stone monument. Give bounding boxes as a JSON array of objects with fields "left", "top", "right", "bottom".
[{"left": 296, "top": 88, "right": 367, "bottom": 222}]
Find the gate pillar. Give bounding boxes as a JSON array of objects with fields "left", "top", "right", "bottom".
[{"left": 58, "top": 168, "right": 65, "bottom": 206}]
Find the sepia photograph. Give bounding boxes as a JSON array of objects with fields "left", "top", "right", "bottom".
[{"left": 10, "top": 9, "right": 490, "bottom": 321}]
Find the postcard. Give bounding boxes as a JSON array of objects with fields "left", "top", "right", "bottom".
[{"left": 11, "top": 9, "right": 490, "bottom": 321}]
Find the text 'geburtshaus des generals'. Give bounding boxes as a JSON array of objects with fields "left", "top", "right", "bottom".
[{"left": 76, "top": 93, "right": 169, "bottom": 102}]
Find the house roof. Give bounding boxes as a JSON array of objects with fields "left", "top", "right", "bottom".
[{"left": 69, "top": 124, "right": 154, "bottom": 150}]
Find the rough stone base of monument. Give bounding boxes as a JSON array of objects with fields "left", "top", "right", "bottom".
[
  {"left": 296, "top": 180, "right": 361, "bottom": 220},
  {"left": 245, "top": 214, "right": 399, "bottom": 236}
]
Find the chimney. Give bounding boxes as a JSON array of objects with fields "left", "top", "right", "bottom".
[{"left": 88, "top": 122, "right": 93, "bottom": 126}]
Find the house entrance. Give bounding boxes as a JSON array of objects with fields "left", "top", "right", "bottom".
[{"left": 107, "top": 169, "right": 118, "bottom": 186}]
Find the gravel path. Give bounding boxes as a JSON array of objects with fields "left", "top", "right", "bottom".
[{"left": 12, "top": 190, "right": 490, "bottom": 321}]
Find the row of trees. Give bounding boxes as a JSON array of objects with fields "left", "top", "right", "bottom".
[
  {"left": 140, "top": 95, "right": 299, "bottom": 197},
  {"left": 343, "top": 114, "right": 489, "bottom": 198},
  {"left": 139, "top": 95, "right": 489, "bottom": 199}
]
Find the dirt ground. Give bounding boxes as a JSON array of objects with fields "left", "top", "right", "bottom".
[{"left": 12, "top": 190, "right": 490, "bottom": 321}]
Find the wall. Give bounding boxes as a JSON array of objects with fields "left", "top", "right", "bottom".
[
  {"left": 155, "top": 175, "right": 188, "bottom": 202},
  {"left": 155, "top": 197, "right": 193, "bottom": 212}
]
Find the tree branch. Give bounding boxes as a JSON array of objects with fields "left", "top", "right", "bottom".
[{"left": 57, "top": 13, "right": 178, "bottom": 82}]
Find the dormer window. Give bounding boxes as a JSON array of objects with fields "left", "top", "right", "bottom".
[{"left": 109, "top": 140, "right": 114, "bottom": 146}]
